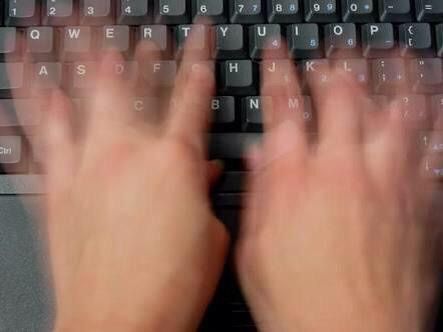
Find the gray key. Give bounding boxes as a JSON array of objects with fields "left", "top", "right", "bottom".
[
  {"left": 26, "top": 27, "right": 55, "bottom": 60},
  {"left": 0, "top": 136, "right": 22, "bottom": 164},
  {"left": 0, "top": 63, "right": 25, "bottom": 98},
  {"left": 0, "top": 28, "right": 19, "bottom": 60},
  {"left": 143, "top": 61, "right": 177, "bottom": 87},
  {"left": 80, "top": 0, "right": 113, "bottom": 25},
  {"left": 0, "top": 99, "right": 41, "bottom": 127},
  {"left": 43, "top": 0, "right": 76, "bottom": 26},
  {"left": 139, "top": 25, "right": 169, "bottom": 52},
  {"left": 361, "top": 23, "right": 395, "bottom": 58},
  {"left": 61, "top": 26, "right": 93, "bottom": 60},
  {"left": 32, "top": 62, "right": 63, "bottom": 91},
  {"left": 213, "top": 25, "right": 246, "bottom": 59},
  {"left": 100, "top": 25, "right": 131, "bottom": 54}
]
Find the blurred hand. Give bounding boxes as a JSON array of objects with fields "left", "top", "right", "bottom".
[
  {"left": 236, "top": 56, "right": 441, "bottom": 332},
  {"left": 23, "top": 36, "right": 229, "bottom": 331}
]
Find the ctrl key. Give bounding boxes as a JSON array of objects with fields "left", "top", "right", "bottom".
[{"left": 0, "top": 136, "right": 25, "bottom": 173}]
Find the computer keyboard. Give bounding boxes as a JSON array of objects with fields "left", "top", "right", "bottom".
[{"left": 0, "top": 0, "right": 441, "bottom": 330}]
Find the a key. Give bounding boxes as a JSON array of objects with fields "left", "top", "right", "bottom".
[
  {"left": 5, "top": 0, "right": 40, "bottom": 26},
  {"left": 379, "top": 0, "right": 412, "bottom": 22},
  {"left": 437, "top": 24, "right": 443, "bottom": 58},
  {"left": 213, "top": 25, "right": 246, "bottom": 59},
  {"left": 211, "top": 96, "right": 236, "bottom": 130},
  {"left": 142, "top": 61, "right": 177, "bottom": 87},
  {"left": 193, "top": 0, "right": 227, "bottom": 23},
  {"left": 324, "top": 23, "right": 358, "bottom": 58},
  {"left": 155, "top": 0, "right": 190, "bottom": 24},
  {"left": 410, "top": 58, "right": 443, "bottom": 94},
  {"left": 32, "top": 62, "right": 62, "bottom": 92},
  {"left": 80, "top": 0, "right": 113, "bottom": 25},
  {"left": 60, "top": 26, "right": 93, "bottom": 61},
  {"left": 0, "top": 63, "right": 25, "bottom": 98},
  {"left": 230, "top": 0, "right": 265, "bottom": 24},
  {"left": 100, "top": 25, "right": 131, "bottom": 56},
  {"left": 220, "top": 60, "right": 257, "bottom": 95},
  {"left": 342, "top": 0, "right": 375, "bottom": 22},
  {"left": 25, "top": 27, "right": 55, "bottom": 61},
  {"left": 0, "top": 28, "right": 20, "bottom": 61},
  {"left": 139, "top": 25, "right": 170, "bottom": 53},
  {"left": 361, "top": 23, "right": 395, "bottom": 58},
  {"left": 334, "top": 59, "right": 369, "bottom": 85},
  {"left": 249, "top": 24, "right": 282, "bottom": 60},
  {"left": 267, "top": 0, "right": 302, "bottom": 23},
  {"left": 304, "top": 0, "right": 339, "bottom": 23},
  {"left": 287, "top": 24, "right": 322, "bottom": 59},
  {"left": 372, "top": 58, "right": 407, "bottom": 94},
  {"left": 117, "top": 0, "right": 150, "bottom": 25},
  {"left": 399, "top": 23, "right": 433, "bottom": 58},
  {"left": 415, "top": 0, "right": 443, "bottom": 22},
  {"left": 242, "top": 96, "right": 265, "bottom": 132},
  {"left": 43, "top": 0, "right": 77, "bottom": 26}
]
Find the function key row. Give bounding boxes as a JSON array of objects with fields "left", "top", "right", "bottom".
[{"left": 2, "top": 0, "right": 443, "bottom": 27}]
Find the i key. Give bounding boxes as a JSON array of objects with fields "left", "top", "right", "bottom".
[
  {"left": 117, "top": 0, "right": 150, "bottom": 25},
  {"left": 5, "top": 0, "right": 40, "bottom": 27},
  {"left": 342, "top": 0, "right": 375, "bottom": 22},
  {"left": 80, "top": 0, "right": 114, "bottom": 25},
  {"left": 379, "top": 0, "right": 412, "bottom": 22},
  {"left": 416, "top": 0, "right": 443, "bottom": 22},
  {"left": 304, "top": 0, "right": 339, "bottom": 23},
  {"left": 287, "top": 24, "right": 322, "bottom": 59},
  {"left": 230, "top": 0, "right": 265, "bottom": 24},
  {"left": 43, "top": 0, "right": 77, "bottom": 26}
]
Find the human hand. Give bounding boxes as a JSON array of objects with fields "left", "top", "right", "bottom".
[{"left": 236, "top": 53, "right": 441, "bottom": 332}]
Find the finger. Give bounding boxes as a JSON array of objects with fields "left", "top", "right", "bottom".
[{"left": 207, "top": 160, "right": 223, "bottom": 188}]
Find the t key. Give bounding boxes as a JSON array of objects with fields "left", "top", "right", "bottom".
[
  {"left": 415, "top": 0, "right": 443, "bottom": 22},
  {"left": 5, "top": 0, "right": 40, "bottom": 26}
]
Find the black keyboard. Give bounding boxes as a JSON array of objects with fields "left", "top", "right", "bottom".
[{"left": 0, "top": 0, "right": 442, "bottom": 330}]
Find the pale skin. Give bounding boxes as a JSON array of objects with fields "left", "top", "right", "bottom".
[{"left": 7, "top": 32, "right": 441, "bottom": 331}]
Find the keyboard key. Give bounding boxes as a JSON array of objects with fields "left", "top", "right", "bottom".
[
  {"left": 361, "top": 23, "right": 395, "bottom": 58},
  {"left": 431, "top": 94, "right": 443, "bottom": 128},
  {"left": 342, "top": 0, "right": 375, "bottom": 22},
  {"left": 421, "top": 131, "right": 443, "bottom": 154},
  {"left": 213, "top": 24, "right": 246, "bottom": 59},
  {"left": 60, "top": 26, "right": 93, "bottom": 61},
  {"left": 424, "top": 157, "right": 443, "bottom": 180},
  {"left": 80, "top": 0, "right": 114, "bottom": 26},
  {"left": 0, "top": 62, "right": 25, "bottom": 98},
  {"left": 220, "top": 60, "right": 257, "bottom": 95},
  {"left": 0, "top": 27, "right": 20, "bottom": 61},
  {"left": 67, "top": 61, "right": 97, "bottom": 96},
  {"left": 32, "top": 62, "right": 63, "bottom": 92},
  {"left": 0, "top": 136, "right": 23, "bottom": 165},
  {"left": 324, "top": 23, "right": 357, "bottom": 58},
  {"left": 372, "top": 58, "right": 406, "bottom": 94},
  {"left": 209, "top": 133, "right": 261, "bottom": 159},
  {"left": 410, "top": 58, "right": 443, "bottom": 94},
  {"left": 43, "top": 0, "right": 77, "bottom": 26},
  {"left": 211, "top": 96, "right": 236, "bottom": 129},
  {"left": 155, "top": 0, "right": 190, "bottom": 24},
  {"left": 301, "top": 59, "right": 331, "bottom": 89},
  {"left": 267, "top": 0, "right": 302, "bottom": 23},
  {"left": 399, "top": 23, "right": 433, "bottom": 58},
  {"left": 0, "top": 99, "right": 41, "bottom": 127},
  {"left": 230, "top": 0, "right": 265, "bottom": 24},
  {"left": 142, "top": 60, "right": 177, "bottom": 87},
  {"left": 117, "top": 0, "right": 150, "bottom": 25},
  {"left": 437, "top": 25, "right": 443, "bottom": 58},
  {"left": 379, "top": 0, "right": 412, "bottom": 22},
  {"left": 193, "top": 0, "right": 227, "bottom": 23},
  {"left": 5, "top": 0, "right": 40, "bottom": 27},
  {"left": 242, "top": 96, "right": 266, "bottom": 132},
  {"left": 287, "top": 24, "right": 322, "bottom": 59},
  {"left": 392, "top": 94, "right": 429, "bottom": 128},
  {"left": 25, "top": 27, "right": 55, "bottom": 61},
  {"left": 139, "top": 25, "right": 170, "bottom": 53},
  {"left": 175, "top": 24, "right": 209, "bottom": 57},
  {"left": 249, "top": 24, "right": 282, "bottom": 60},
  {"left": 415, "top": 0, "right": 443, "bottom": 22},
  {"left": 99, "top": 25, "right": 131, "bottom": 55},
  {"left": 334, "top": 59, "right": 369, "bottom": 85},
  {"left": 304, "top": 0, "right": 339, "bottom": 23}
]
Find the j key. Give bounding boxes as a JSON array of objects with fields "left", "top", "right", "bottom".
[
  {"left": 437, "top": 24, "right": 443, "bottom": 58},
  {"left": 392, "top": 94, "right": 429, "bottom": 128},
  {"left": 80, "top": 0, "right": 113, "bottom": 26},
  {"left": 334, "top": 59, "right": 369, "bottom": 85},
  {"left": 220, "top": 60, "right": 257, "bottom": 95},
  {"left": 230, "top": 0, "right": 265, "bottom": 24},
  {"left": 209, "top": 133, "right": 261, "bottom": 159},
  {"left": 25, "top": 27, "right": 55, "bottom": 61},
  {"left": 5, "top": 0, "right": 40, "bottom": 27},
  {"left": 242, "top": 96, "right": 266, "bottom": 132},
  {"left": 100, "top": 25, "right": 131, "bottom": 55},
  {"left": 361, "top": 23, "right": 395, "bottom": 58},
  {"left": 415, "top": 0, "right": 443, "bottom": 22},
  {"left": 379, "top": 0, "right": 412, "bottom": 22},
  {"left": 342, "top": 0, "right": 375, "bottom": 22},
  {"left": 175, "top": 24, "right": 209, "bottom": 57},
  {"left": 117, "top": 0, "right": 150, "bottom": 25},
  {"left": 372, "top": 58, "right": 407, "bottom": 94},
  {"left": 32, "top": 62, "right": 62, "bottom": 92},
  {"left": 213, "top": 25, "right": 246, "bottom": 59},
  {"left": 139, "top": 25, "right": 169, "bottom": 53},
  {"left": 193, "top": 0, "right": 227, "bottom": 23},
  {"left": 249, "top": 24, "right": 282, "bottom": 60},
  {"left": 155, "top": 0, "right": 190, "bottom": 24},
  {"left": 287, "top": 24, "right": 322, "bottom": 59},
  {"left": 410, "top": 58, "right": 443, "bottom": 94},
  {"left": 399, "top": 23, "right": 433, "bottom": 58},
  {"left": 324, "top": 23, "right": 358, "bottom": 58},
  {"left": 304, "top": 0, "right": 339, "bottom": 23},
  {"left": 267, "top": 0, "right": 302, "bottom": 23},
  {"left": 43, "top": 0, "right": 77, "bottom": 26},
  {"left": 60, "top": 26, "right": 93, "bottom": 61},
  {"left": 301, "top": 59, "right": 331, "bottom": 90},
  {"left": 0, "top": 63, "right": 25, "bottom": 98},
  {"left": 211, "top": 96, "right": 236, "bottom": 129},
  {"left": 0, "top": 28, "right": 20, "bottom": 61},
  {"left": 142, "top": 61, "right": 177, "bottom": 87}
]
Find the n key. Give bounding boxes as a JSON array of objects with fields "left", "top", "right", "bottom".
[
  {"left": 416, "top": 0, "right": 443, "bottom": 22},
  {"left": 5, "top": 0, "right": 40, "bottom": 26}
]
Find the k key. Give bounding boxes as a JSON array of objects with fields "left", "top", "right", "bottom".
[{"left": 5, "top": 0, "right": 40, "bottom": 27}]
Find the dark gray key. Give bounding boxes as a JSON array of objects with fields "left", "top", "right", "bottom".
[
  {"left": 242, "top": 96, "right": 265, "bottom": 132},
  {"left": 43, "top": 0, "right": 77, "bottom": 26},
  {"left": 334, "top": 59, "right": 370, "bottom": 85},
  {"left": 155, "top": 0, "right": 190, "bottom": 24},
  {"left": 436, "top": 24, "right": 443, "bottom": 58},
  {"left": 342, "top": 0, "right": 375, "bottom": 22},
  {"left": 230, "top": 0, "right": 265, "bottom": 24},
  {"left": 175, "top": 24, "right": 208, "bottom": 55},
  {"left": 215, "top": 172, "right": 246, "bottom": 192},
  {"left": 301, "top": 59, "right": 331, "bottom": 89},
  {"left": 25, "top": 27, "right": 55, "bottom": 61},
  {"left": 287, "top": 24, "right": 322, "bottom": 59},
  {"left": 80, "top": 0, "right": 114, "bottom": 25},
  {"left": 393, "top": 94, "right": 429, "bottom": 128},
  {"left": 399, "top": 23, "right": 433, "bottom": 58},
  {"left": 324, "top": 23, "right": 357, "bottom": 58},
  {"left": 68, "top": 61, "right": 97, "bottom": 96},
  {"left": 0, "top": 99, "right": 41, "bottom": 127},
  {"left": 211, "top": 96, "right": 236, "bottom": 129},
  {"left": 379, "top": 0, "right": 412, "bottom": 22},
  {"left": 361, "top": 23, "right": 395, "bottom": 58},
  {"left": 0, "top": 62, "right": 25, "bottom": 98},
  {"left": 0, "top": 28, "right": 20, "bottom": 61},
  {"left": 0, "top": 136, "right": 22, "bottom": 165},
  {"left": 60, "top": 26, "right": 93, "bottom": 61},
  {"left": 372, "top": 58, "right": 407, "bottom": 94},
  {"left": 100, "top": 25, "right": 131, "bottom": 55},
  {"left": 32, "top": 62, "right": 62, "bottom": 92},
  {"left": 142, "top": 61, "right": 177, "bottom": 87},
  {"left": 410, "top": 59, "right": 443, "bottom": 94},
  {"left": 415, "top": 0, "right": 443, "bottom": 22},
  {"left": 213, "top": 24, "right": 246, "bottom": 59},
  {"left": 220, "top": 60, "right": 257, "bottom": 95},
  {"left": 5, "top": 0, "right": 40, "bottom": 26},
  {"left": 249, "top": 24, "right": 282, "bottom": 60},
  {"left": 117, "top": 0, "right": 150, "bottom": 25},
  {"left": 193, "top": 0, "right": 227, "bottom": 23},
  {"left": 267, "top": 0, "right": 302, "bottom": 23},
  {"left": 209, "top": 133, "right": 261, "bottom": 159},
  {"left": 139, "top": 25, "right": 169, "bottom": 53},
  {"left": 304, "top": 0, "right": 339, "bottom": 22}
]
